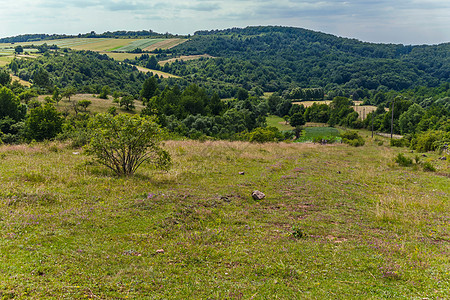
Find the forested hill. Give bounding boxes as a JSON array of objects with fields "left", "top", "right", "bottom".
[
  {"left": 0, "top": 30, "right": 179, "bottom": 43},
  {"left": 167, "top": 26, "right": 449, "bottom": 94}
]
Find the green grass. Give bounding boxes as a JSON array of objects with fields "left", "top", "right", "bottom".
[
  {"left": 114, "top": 39, "right": 166, "bottom": 52},
  {"left": 0, "top": 139, "right": 449, "bottom": 298},
  {"left": 266, "top": 115, "right": 294, "bottom": 131},
  {"left": 296, "top": 127, "right": 341, "bottom": 143}
]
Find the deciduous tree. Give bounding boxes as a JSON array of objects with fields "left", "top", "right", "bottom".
[{"left": 86, "top": 114, "right": 171, "bottom": 176}]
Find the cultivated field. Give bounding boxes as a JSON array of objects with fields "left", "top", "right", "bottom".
[
  {"left": 143, "top": 39, "right": 186, "bottom": 52},
  {"left": 293, "top": 100, "right": 332, "bottom": 107},
  {"left": 0, "top": 38, "right": 186, "bottom": 54},
  {"left": 158, "top": 54, "right": 213, "bottom": 65},
  {"left": 0, "top": 136, "right": 448, "bottom": 298},
  {"left": 294, "top": 100, "right": 378, "bottom": 120}
]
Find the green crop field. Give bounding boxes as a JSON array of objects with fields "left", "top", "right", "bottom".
[
  {"left": 296, "top": 127, "right": 342, "bottom": 143},
  {"left": 0, "top": 38, "right": 185, "bottom": 55},
  {"left": 0, "top": 137, "right": 448, "bottom": 298}
]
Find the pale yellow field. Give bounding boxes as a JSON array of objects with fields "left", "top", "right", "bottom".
[
  {"left": 293, "top": 100, "right": 332, "bottom": 107},
  {"left": 158, "top": 54, "right": 213, "bottom": 65},
  {"left": 353, "top": 105, "right": 377, "bottom": 120},
  {"left": 104, "top": 52, "right": 145, "bottom": 61},
  {"left": 11, "top": 75, "right": 31, "bottom": 87},
  {"left": 37, "top": 94, "right": 144, "bottom": 115},
  {"left": 134, "top": 65, "right": 180, "bottom": 78},
  {"left": 143, "top": 39, "right": 186, "bottom": 51},
  {"left": 293, "top": 100, "right": 377, "bottom": 120},
  {"left": 69, "top": 39, "right": 139, "bottom": 51}
]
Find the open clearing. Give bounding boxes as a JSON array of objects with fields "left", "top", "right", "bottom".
[
  {"left": 11, "top": 74, "right": 31, "bottom": 87},
  {"left": 0, "top": 38, "right": 185, "bottom": 54},
  {"left": 294, "top": 100, "right": 378, "bottom": 120},
  {"left": 103, "top": 52, "right": 145, "bottom": 61},
  {"left": 36, "top": 94, "right": 144, "bottom": 115},
  {"left": 0, "top": 136, "right": 448, "bottom": 298},
  {"left": 158, "top": 54, "right": 213, "bottom": 65},
  {"left": 267, "top": 115, "right": 294, "bottom": 131},
  {"left": 143, "top": 39, "right": 186, "bottom": 52},
  {"left": 134, "top": 65, "right": 180, "bottom": 78}
]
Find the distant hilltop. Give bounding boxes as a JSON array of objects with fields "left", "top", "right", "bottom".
[{"left": 0, "top": 30, "right": 183, "bottom": 43}]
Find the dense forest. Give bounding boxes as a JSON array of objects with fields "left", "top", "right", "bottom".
[
  {"left": 0, "top": 26, "right": 449, "bottom": 150},
  {"left": 155, "top": 26, "right": 449, "bottom": 98},
  {"left": 9, "top": 50, "right": 153, "bottom": 95}
]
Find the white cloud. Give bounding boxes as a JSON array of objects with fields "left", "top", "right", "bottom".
[{"left": 0, "top": 0, "right": 448, "bottom": 44}]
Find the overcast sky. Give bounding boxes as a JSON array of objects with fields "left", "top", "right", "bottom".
[{"left": 0, "top": 0, "right": 449, "bottom": 45}]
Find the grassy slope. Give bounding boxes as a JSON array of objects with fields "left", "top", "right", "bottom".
[
  {"left": 36, "top": 94, "right": 144, "bottom": 115},
  {"left": 0, "top": 136, "right": 449, "bottom": 299},
  {"left": 266, "top": 115, "right": 294, "bottom": 131}
]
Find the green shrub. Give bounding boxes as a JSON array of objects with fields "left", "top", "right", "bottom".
[
  {"left": 86, "top": 114, "right": 171, "bottom": 176},
  {"left": 243, "top": 127, "right": 284, "bottom": 143},
  {"left": 422, "top": 162, "right": 436, "bottom": 172},
  {"left": 412, "top": 130, "right": 450, "bottom": 153},
  {"left": 292, "top": 226, "right": 304, "bottom": 239},
  {"left": 395, "top": 153, "right": 413, "bottom": 167},
  {"left": 341, "top": 130, "right": 365, "bottom": 147},
  {"left": 390, "top": 138, "right": 409, "bottom": 147}
]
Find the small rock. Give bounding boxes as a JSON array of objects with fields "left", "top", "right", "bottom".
[
  {"left": 421, "top": 154, "right": 427, "bottom": 157},
  {"left": 252, "top": 190, "right": 265, "bottom": 200},
  {"left": 239, "top": 172, "right": 245, "bottom": 175},
  {"left": 220, "top": 196, "right": 231, "bottom": 202},
  {"left": 72, "top": 152, "right": 80, "bottom": 155},
  {"left": 439, "top": 157, "right": 447, "bottom": 160},
  {"left": 156, "top": 249, "right": 165, "bottom": 254},
  {"left": 337, "top": 171, "right": 341, "bottom": 174}
]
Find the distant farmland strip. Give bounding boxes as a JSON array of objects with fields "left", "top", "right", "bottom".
[
  {"left": 143, "top": 39, "right": 186, "bottom": 51},
  {"left": 158, "top": 54, "right": 213, "bottom": 65},
  {"left": 114, "top": 39, "right": 166, "bottom": 52}
]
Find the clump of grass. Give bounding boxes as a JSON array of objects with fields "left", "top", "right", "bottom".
[
  {"left": 341, "top": 130, "right": 365, "bottom": 147},
  {"left": 422, "top": 161, "right": 436, "bottom": 172},
  {"left": 292, "top": 226, "right": 304, "bottom": 238},
  {"left": 395, "top": 153, "right": 413, "bottom": 167}
]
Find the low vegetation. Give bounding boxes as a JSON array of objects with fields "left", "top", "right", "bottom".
[
  {"left": 0, "top": 26, "right": 448, "bottom": 299},
  {"left": 0, "top": 138, "right": 448, "bottom": 298}
]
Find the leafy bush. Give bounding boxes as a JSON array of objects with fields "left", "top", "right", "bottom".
[
  {"left": 242, "top": 127, "right": 284, "bottom": 143},
  {"left": 395, "top": 153, "right": 413, "bottom": 167},
  {"left": 341, "top": 130, "right": 365, "bottom": 147},
  {"left": 86, "top": 114, "right": 171, "bottom": 176},
  {"left": 25, "top": 103, "right": 63, "bottom": 141},
  {"left": 390, "top": 138, "right": 409, "bottom": 147},
  {"left": 412, "top": 130, "right": 450, "bottom": 153},
  {"left": 422, "top": 162, "right": 436, "bottom": 172}
]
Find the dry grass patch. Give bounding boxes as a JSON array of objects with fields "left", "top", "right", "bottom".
[
  {"left": 37, "top": 94, "right": 144, "bottom": 115},
  {"left": 104, "top": 52, "right": 145, "bottom": 61},
  {"left": 158, "top": 54, "right": 213, "bottom": 65},
  {"left": 134, "top": 65, "right": 180, "bottom": 78},
  {"left": 143, "top": 39, "right": 186, "bottom": 52}
]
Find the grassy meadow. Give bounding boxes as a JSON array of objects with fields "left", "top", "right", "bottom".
[
  {"left": 36, "top": 94, "right": 145, "bottom": 116},
  {"left": 0, "top": 134, "right": 449, "bottom": 299}
]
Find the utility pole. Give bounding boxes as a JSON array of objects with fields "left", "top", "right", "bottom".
[
  {"left": 390, "top": 99, "right": 395, "bottom": 140},
  {"left": 371, "top": 110, "right": 374, "bottom": 138}
]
